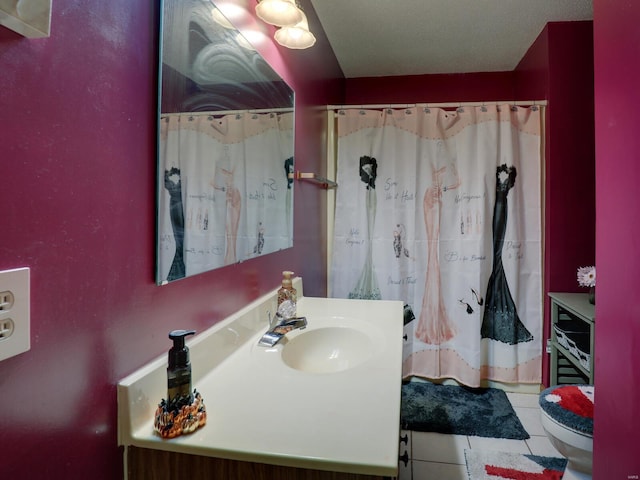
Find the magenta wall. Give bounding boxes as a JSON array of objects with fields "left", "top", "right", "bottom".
[
  {"left": 345, "top": 72, "right": 515, "bottom": 104},
  {"left": 543, "top": 22, "right": 596, "bottom": 295},
  {"left": 514, "top": 22, "right": 595, "bottom": 387},
  {"left": 0, "top": 0, "right": 342, "bottom": 478},
  {"left": 593, "top": 1, "right": 640, "bottom": 476}
]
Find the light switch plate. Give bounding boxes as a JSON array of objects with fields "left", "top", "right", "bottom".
[{"left": 0, "top": 267, "right": 30, "bottom": 361}]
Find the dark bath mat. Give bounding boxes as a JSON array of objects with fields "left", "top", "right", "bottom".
[{"left": 400, "top": 380, "right": 530, "bottom": 440}]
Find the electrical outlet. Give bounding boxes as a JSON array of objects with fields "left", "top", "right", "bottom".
[
  {"left": 0, "top": 290, "right": 15, "bottom": 311},
  {"left": 0, "top": 267, "right": 30, "bottom": 361},
  {"left": 0, "top": 318, "right": 15, "bottom": 338}
]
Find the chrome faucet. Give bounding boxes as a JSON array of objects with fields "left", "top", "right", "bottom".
[{"left": 258, "top": 313, "right": 307, "bottom": 347}]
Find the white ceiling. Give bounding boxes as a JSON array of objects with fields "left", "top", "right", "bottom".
[{"left": 308, "top": 0, "right": 593, "bottom": 78}]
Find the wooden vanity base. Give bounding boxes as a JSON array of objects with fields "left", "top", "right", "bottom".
[{"left": 127, "top": 446, "right": 392, "bottom": 480}]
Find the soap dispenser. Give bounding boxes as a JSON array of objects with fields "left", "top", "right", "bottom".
[
  {"left": 167, "top": 329, "right": 196, "bottom": 410},
  {"left": 277, "top": 271, "right": 297, "bottom": 314}
]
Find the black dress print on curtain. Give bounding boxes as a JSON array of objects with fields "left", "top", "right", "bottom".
[
  {"left": 481, "top": 164, "right": 533, "bottom": 345},
  {"left": 253, "top": 222, "right": 264, "bottom": 254},
  {"left": 284, "top": 157, "right": 294, "bottom": 189},
  {"left": 349, "top": 155, "right": 382, "bottom": 300},
  {"left": 393, "top": 224, "right": 411, "bottom": 259},
  {"left": 284, "top": 156, "right": 294, "bottom": 240},
  {"left": 164, "top": 167, "right": 186, "bottom": 281}
]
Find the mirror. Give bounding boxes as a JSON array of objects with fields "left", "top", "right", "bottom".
[{"left": 157, "top": 0, "right": 295, "bottom": 284}]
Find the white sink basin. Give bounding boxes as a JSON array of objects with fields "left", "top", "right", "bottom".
[
  {"left": 281, "top": 326, "right": 374, "bottom": 374},
  {"left": 251, "top": 314, "right": 386, "bottom": 375}
]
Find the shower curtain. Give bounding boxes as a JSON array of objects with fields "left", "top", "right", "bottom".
[
  {"left": 158, "top": 111, "right": 293, "bottom": 282},
  {"left": 330, "top": 105, "right": 543, "bottom": 387}
]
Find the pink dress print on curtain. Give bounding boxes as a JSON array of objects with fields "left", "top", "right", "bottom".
[
  {"left": 415, "top": 163, "right": 461, "bottom": 344},
  {"left": 211, "top": 164, "right": 241, "bottom": 265}
]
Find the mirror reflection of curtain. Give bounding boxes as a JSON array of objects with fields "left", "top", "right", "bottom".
[
  {"left": 241, "top": 112, "right": 294, "bottom": 260},
  {"left": 158, "top": 111, "right": 293, "bottom": 282},
  {"left": 159, "top": 116, "right": 186, "bottom": 281},
  {"left": 330, "top": 105, "right": 543, "bottom": 387},
  {"left": 280, "top": 114, "right": 295, "bottom": 241}
]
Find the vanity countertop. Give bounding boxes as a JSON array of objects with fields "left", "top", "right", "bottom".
[{"left": 118, "top": 286, "right": 404, "bottom": 477}]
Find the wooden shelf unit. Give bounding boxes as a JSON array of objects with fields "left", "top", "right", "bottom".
[{"left": 548, "top": 292, "right": 595, "bottom": 385}]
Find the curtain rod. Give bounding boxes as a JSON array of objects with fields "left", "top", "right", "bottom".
[
  {"left": 161, "top": 107, "right": 293, "bottom": 118},
  {"left": 327, "top": 100, "right": 547, "bottom": 110}
]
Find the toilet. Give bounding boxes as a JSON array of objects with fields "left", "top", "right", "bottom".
[{"left": 539, "top": 385, "right": 594, "bottom": 480}]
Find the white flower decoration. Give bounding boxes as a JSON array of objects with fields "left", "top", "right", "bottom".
[{"left": 577, "top": 266, "right": 596, "bottom": 288}]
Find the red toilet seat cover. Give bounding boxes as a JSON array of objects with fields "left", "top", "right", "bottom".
[{"left": 539, "top": 385, "right": 594, "bottom": 436}]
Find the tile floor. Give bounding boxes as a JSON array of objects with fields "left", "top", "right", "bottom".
[{"left": 397, "top": 391, "right": 563, "bottom": 479}]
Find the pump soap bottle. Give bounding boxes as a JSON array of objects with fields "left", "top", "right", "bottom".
[
  {"left": 277, "top": 271, "right": 297, "bottom": 317},
  {"left": 167, "top": 329, "right": 196, "bottom": 410}
]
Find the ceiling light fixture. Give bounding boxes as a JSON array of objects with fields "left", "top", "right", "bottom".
[
  {"left": 255, "top": 0, "right": 303, "bottom": 27},
  {"left": 274, "top": 11, "right": 316, "bottom": 49}
]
